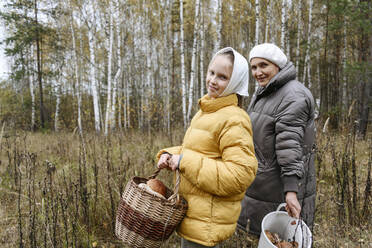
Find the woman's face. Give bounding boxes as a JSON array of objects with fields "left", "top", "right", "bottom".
[
  {"left": 206, "top": 55, "right": 233, "bottom": 98},
  {"left": 250, "top": 57, "right": 279, "bottom": 87}
]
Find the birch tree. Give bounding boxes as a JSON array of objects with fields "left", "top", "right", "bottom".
[
  {"left": 255, "top": 0, "right": 260, "bottom": 45},
  {"left": 296, "top": 0, "right": 302, "bottom": 75},
  {"left": 70, "top": 8, "right": 83, "bottom": 134},
  {"left": 180, "top": 0, "right": 187, "bottom": 128},
  {"left": 281, "top": 0, "right": 287, "bottom": 50},
  {"left": 162, "top": 0, "right": 172, "bottom": 134},
  {"left": 302, "top": 0, "right": 313, "bottom": 86},
  {"left": 34, "top": 0, "right": 46, "bottom": 129},
  {"left": 265, "top": 0, "right": 270, "bottom": 42},
  {"left": 104, "top": 0, "right": 114, "bottom": 136},
  {"left": 86, "top": 1, "right": 101, "bottom": 132},
  {"left": 199, "top": 0, "right": 205, "bottom": 98},
  {"left": 144, "top": 6, "right": 152, "bottom": 132},
  {"left": 110, "top": 0, "right": 122, "bottom": 130},
  {"left": 28, "top": 47, "right": 36, "bottom": 131},
  {"left": 54, "top": 77, "right": 61, "bottom": 132},
  {"left": 186, "top": 0, "right": 200, "bottom": 125},
  {"left": 215, "top": 0, "right": 222, "bottom": 52}
]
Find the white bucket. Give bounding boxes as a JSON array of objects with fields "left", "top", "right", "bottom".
[{"left": 258, "top": 203, "right": 312, "bottom": 248}]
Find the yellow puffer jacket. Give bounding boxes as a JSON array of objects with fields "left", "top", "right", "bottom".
[{"left": 157, "top": 94, "right": 257, "bottom": 247}]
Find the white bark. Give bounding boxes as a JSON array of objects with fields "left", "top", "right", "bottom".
[
  {"left": 187, "top": 0, "right": 200, "bottom": 125},
  {"left": 87, "top": 2, "right": 100, "bottom": 132},
  {"left": 111, "top": 5, "right": 122, "bottom": 130},
  {"left": 54, "top": 80, "right": 61, "bottom": 132},
  {"left": 126, "top": 68, "right": 130, "bottom": 129},
  {"left": 296, "top": 0, "right": 302, "bottom": 75},
  {"left": 145, "top": 28, "right": 151, "bottom": 131},
  {"left": 199, "top": 0, "right": 205, "bottom": 98},
  {"left": 255, "top": 0, "right": 260, "bottom": 45},
  {"left": 265, "top": 0, "right": 270, "bottom": 43},
  {"left": 70, "top": 19, "right": 83, "bottom": 134},
  {"left": 162, "top": 0, "right": 172, "bottom": 134},
  {"left": 281, "top": 0, "right": 287, "bottom": 50},
  {"left": 29, "top": 47, "right": 36, "bottom": 131},
  {"left": 302, "top": 0, "right": 313, "bottom": 85},
  {"left": 215, "top": 0, "right": 222, "bottom": 52},
  {"left": 104, "top": 1, "right": 114, "bottom": 136},
  {"left": 180, "top": 0, "right": 187, "bottom": 129},
  {"left": 317, "top": 50, "right": 321, "bottom": 93}
]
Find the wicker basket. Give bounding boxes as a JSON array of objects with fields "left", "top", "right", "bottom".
[{"left": 115, "top": 168, "right": 188, "bottom": 248}]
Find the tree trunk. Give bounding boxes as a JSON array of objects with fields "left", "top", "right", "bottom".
[
  {"left": 180, "top": 0, "right": 187, "bottom": 129},
  {"left": 320, "top": 0, "right": 329, "bottom": 118},
  {"left": 163, "top": 0, "right": 172, "bottom": 134},
  {"left": 358, "top": 0, "right": 371, "bottom": 138},
  {"left": 29, "top": 47, "right": 36, "bottom": 132},
  {"left": 264, "top": 0, "right": 270, "bottom": 43},
  {"left": 54, "top": 81, "right": 61, "bottom": 132},
  {"left": 187, "top": 0, "right": 200, "bottom": 125},
  {"left": 329, "top": 26, "right": 342, "bottom": 130},
  {"left": 111, "top": 0, "right": 122, "bottom": 130},
  {"left": 255, "top": 0, "right": 260, "bottom": 45},
  {"left": 87, "top": 2, "right": 101, "bottom": 133},
  {"left": 303, "top": 0, "right": 313, "bottom": 87},
  {"left": 199, "top": 0, "right": 205, "bottom": 98},
  {"left": 342, "top": 18, "right": 348, "bottom": 113},
  {"left": 281, "top": 0, "right": 287, "bottom": 51},
  {"left": 104, "top": 1, "right": 114, "bottom": 136},
  {"left": 296, "top": 0, "right": 302, "bottom": 76},
  {"left": 215, "top": 0, "right": 222, "bottom": 52},
  {"left": 34, "top": 0, "right": 45, "bottom": 129},
  {"left": 70, "top": 15, "right": 83, "bottom": 134}
]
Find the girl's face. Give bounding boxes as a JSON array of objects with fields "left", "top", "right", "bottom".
[
  {"left": 206, "top": 55, "right": 233, "bottom": 98},
  {"left": 250, "top": 57, "right": 279, "bottom": 87}
]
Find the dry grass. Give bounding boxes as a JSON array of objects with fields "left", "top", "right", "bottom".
[{"left": 0, "top": 128, "right": 370, "bottom": 248}]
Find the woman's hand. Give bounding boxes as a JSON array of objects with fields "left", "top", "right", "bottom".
[
  {"left": 157, "top": 153, "right": 172, "bottom": 169},
  {"left": 285, "top": 192, "right": 301, "bottom": 219}
]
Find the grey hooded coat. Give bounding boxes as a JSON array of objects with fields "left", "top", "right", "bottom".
[{"left": 238, "top": 62, "right": 316, "bottom": 235}]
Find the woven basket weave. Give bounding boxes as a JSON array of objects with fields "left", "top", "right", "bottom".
[{"left": 115, "top": 169, "right": 188, "bottom": 248}]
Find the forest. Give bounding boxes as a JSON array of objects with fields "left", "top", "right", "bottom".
[{"left": 0, "top": 0, "right": 371, "bottom": 247}]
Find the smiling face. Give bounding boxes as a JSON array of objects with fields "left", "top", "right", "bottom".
[
  {"left": 206, "top": 54, "right": 233, "bottom": 98},
  {"left": 250, "top": 57, "right": 280, "bottom": 87}
]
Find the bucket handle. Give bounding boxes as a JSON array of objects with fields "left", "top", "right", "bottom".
[{"left": 276, "top": 203, "right": 287, "bottom": 212}]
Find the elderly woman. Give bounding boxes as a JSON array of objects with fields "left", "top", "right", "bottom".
[{"left": 238, "top": 43, "right": 316, "bottom": 237}]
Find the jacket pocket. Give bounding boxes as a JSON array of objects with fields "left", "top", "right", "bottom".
[
  {"left": 246, "top": 166, "right": 284, "bottom": 203},
  {"left": 254, "top": 145, "right": 269, "bottom": 171}
]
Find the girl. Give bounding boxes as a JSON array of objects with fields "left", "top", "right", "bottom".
[{"left": 157, "top": 47, "right": 258, "bottom": 247}]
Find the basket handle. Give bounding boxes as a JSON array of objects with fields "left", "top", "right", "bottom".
[
  {"left": 147, "top": 168, "right": 182, "bottom": 203},
  {"left": 168, "top": 169, "right": 181, "bottom": 202},
  {"left": 147, "top": 168, "right": 162, "bottom": 180}
]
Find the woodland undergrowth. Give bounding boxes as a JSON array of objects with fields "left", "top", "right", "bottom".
[{"left": 0, "top": 126, "right": 370, "bottom": 248}]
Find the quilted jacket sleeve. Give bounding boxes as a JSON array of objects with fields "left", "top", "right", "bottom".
[
  {"left": 156, "top": 146, "right": 182, "bottom": 160},
  {"left": 179, "top": 116, "right": 258, "bottom": 197},
  {"left": 275, "top": 92, "right": 311, "bottom": 192}
]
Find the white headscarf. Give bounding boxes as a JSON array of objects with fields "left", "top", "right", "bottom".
[{"left": 212, "top": 47, "right": 249, "bottom": 97}]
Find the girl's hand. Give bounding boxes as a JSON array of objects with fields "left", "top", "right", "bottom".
[
  {"left": 168, "top": 154, "right": 180, "bottom": 171},
  {"left": 157, "top": 153, "right": 171, "bottom": 169},
  {"left": 285, "top": 192, "right": 301, "bottom": 219}
]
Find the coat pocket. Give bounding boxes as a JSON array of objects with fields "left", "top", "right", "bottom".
[{"left": 246, "top": 166, "right": 284, "bottom": 203}]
